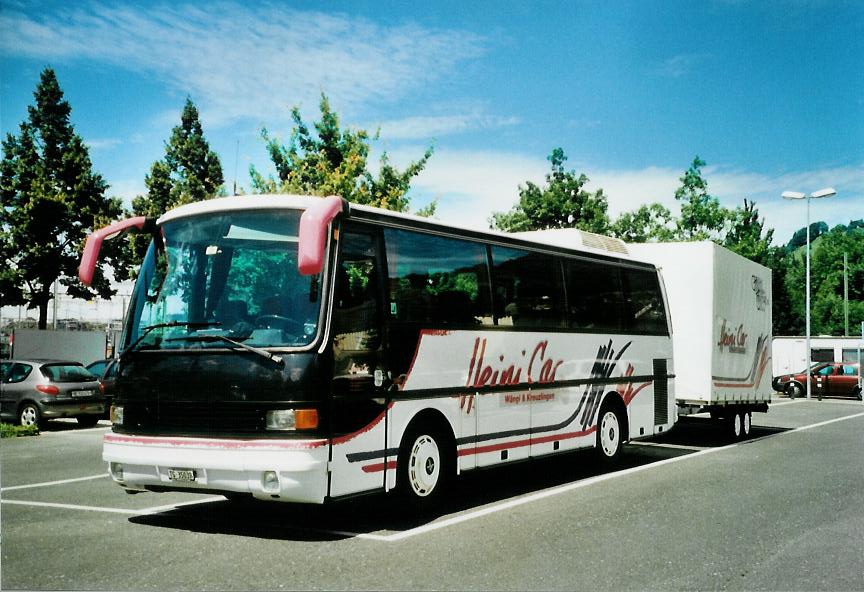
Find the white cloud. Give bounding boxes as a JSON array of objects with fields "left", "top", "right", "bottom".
[
  {"left": 375, "top": 113, "right": 520, "bottom": 141},
  {"left": 657, "top": 53, "right": 713, "bottom": 78},
  {"left": 107, "top": 177, "right": 146, "bottom": 208},
  {"left": 85, "top": 137, "right": 122, "bottom": 151},
  {"left": 0, "top": 2, "right": 485, "bottom": 127}
]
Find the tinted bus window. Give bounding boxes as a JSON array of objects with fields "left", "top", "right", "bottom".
[
  {"left": 565, "top": 259, "right": 625, "bottom": 333},
  {"left": 491, "top": 247, "right": 565, "bottom": 328},
  {"left": 384, "top": 228, "right": 492, "bottom": 326},
  {"left": 621, "top": 267, "right": 668, "bottom": 335}
]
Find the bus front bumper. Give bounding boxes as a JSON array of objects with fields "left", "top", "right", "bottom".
[{"left": 102, "top": 433, "right": 329, "bottom": 504}]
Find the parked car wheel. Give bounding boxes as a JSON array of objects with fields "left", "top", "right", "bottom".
[{"left": 19, "top": 402, "right": 42, "bottom": 428}]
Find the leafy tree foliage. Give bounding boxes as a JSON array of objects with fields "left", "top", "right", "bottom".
[
  {"left": 787, "top": 221, "right": 829, "bottom": 251},
  {"left": 250, "top": 94, "right": 433, "bottom": 214},
  {"left": 490, "top": 148, "right": 609, "bottom": 233},
  {"left": 127, "top": 98, "right": 224, "bottom": 263},
  {"left": 783, "top": 224, "right": 864, "bottom": 335},
  {"left": 673, "top": 156, "right": 730, "bottom": 241},
  {"left": 609, "top": 203, "right": 675, "bottom": 243},
  {"left": 0, "top": 68, "right": 127, "bottom": 328},
  {"left": 723, "top": 198, "right": 774, "bottom": 265}
]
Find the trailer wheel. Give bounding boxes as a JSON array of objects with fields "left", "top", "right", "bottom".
[
  {"left": 740, "top": 411, "right": 752, "bottom": 439},
  {"left": 729, "top": 413, "right": 743, "bottom": 440},
  {"left": 596, "top": 404, "right": 624, "bottom": 463}
]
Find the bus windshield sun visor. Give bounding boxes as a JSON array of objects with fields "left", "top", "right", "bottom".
[
  {"left": 79, "top": 216, "right": 156, "bottom": 286},
  {"left": 297, "top": 195, "right": 348, "bottom": 276}
]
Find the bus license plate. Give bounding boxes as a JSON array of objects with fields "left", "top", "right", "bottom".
[{"left": 167, "top": 469, "right": 197, "bottom": 482}]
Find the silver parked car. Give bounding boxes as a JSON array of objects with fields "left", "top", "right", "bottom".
[{"left": 0, "top": 359, "right": 105, "bottom": 428}]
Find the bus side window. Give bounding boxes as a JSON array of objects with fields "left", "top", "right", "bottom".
[
  {"left": 564, "top": 259, "right": 625, "bottom": 333},
  {"left": 491, "top": 247, "right": 565, "bottom": 329},
  {"left": 621, "top": 267, "right": 668, "bottom": 335}
]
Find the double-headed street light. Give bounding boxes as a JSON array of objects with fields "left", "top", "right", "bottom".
[{"left": 781, "top": 187, "right": 837, "bottom": 400}]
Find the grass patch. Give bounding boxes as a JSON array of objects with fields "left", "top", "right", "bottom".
[{"left": 1, "top": 423, "right": 40, "bottom": 438}]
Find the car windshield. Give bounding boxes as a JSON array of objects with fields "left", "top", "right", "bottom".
[
  {"left": 123, "top": 209, "right": 322, "bottom": 351},
  {"left": 41, "top": 364, "right": 96, "bottom": 382}
]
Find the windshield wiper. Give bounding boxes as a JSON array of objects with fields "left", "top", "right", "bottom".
[
  {"left": 119, "top": 321, "right": 223, "bottom": 361},
  {"left": 166, "top": 334, "right": 285, "bottom": 367}
]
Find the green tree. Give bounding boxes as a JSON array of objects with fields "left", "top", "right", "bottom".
[
  {"left": 490, "top": 148, "right": 610, "bottom": 233},
  {"left": 724, "top": 198, "right": 774, "bottom": 265},
  {"left": 674, "top": 156, "right": 730, "bottom": 241},
  {"left": 128, "top": 98, "right": 224, "bottom": 263},
  {"left": 0, "top": 68, "right": 127, "bottom": 329},
  {"left": 250, "top": 94, "right": 433, "bottom": 214},
  {"left": 787, "top": 221, "right": 829, "bottom": 251},
  {"left": 781, "top": 223, "right": 864, "bottom": 335},
  {"left": 609, "top": 203, "right": 675, "bottom": 242}
]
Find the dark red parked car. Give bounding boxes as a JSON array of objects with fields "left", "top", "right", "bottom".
[{"left": 773, "top": 362, "right": 861, "bottom": 400}]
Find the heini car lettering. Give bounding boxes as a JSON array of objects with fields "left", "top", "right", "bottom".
[
  {"left": 717, "top": 319, "right": 748, "bottom": 354},
  {"left": 465, "top": 338, "right": 564, "bottom": 389}
]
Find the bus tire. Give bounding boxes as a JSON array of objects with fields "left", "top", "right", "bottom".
[
  {"left": 595, "top": 402, "right": 624, "bottom": 463},
  {"left": 740, "top": 411, "right": 752, "bottom": 439},
  {"left": 397, "top": 422, "right": 452, "bottom": 513}
]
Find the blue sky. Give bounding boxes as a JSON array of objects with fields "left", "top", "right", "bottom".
[{"left": 2, "top": 0, "right": 862, "bottom": 245}]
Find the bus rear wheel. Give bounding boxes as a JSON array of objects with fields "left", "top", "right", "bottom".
[
  {"left": 595, "top": 404, "right": 624, "bottom": 463},
  {"left": 397, "top": 423, "right": 452, "bottom": 513}
]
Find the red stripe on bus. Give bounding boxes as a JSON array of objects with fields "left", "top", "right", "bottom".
[
  {"left": 103, "top": 433, "right": 327, "bottom": 450},
  {"left": 401, "top": 329, "right": 453, "bottom": 390},
  {"left": 457, "top": 426, "right": 597, "bottom": 457},
  {"left": 331, "top": 402, "right": 394, "bottom": 445},
  {"left": 361, "top": 460, "right": 397, "bottom": 473}
]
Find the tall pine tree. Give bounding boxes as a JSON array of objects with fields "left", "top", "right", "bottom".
[
  {"left": 128, "top": 98, "right": 223, "bottom": 262},
  {"left": 0, "top": 68, "right": 127, "bottom": 328}
]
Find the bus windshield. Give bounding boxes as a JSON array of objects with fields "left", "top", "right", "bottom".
[{"left": 125, "top": 209, "right": 322, "bottom": 351}]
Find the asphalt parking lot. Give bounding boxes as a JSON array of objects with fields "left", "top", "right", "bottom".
[{"left": 2, "top": 398, "right": 864, "bottom": 591}]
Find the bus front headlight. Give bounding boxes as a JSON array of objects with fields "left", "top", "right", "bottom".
[
  {"left": 265, "top": 409, "right": 318, "bottom": 431},
  {"left": 266, "top": 409, "right": 296, "bottom": 431}
]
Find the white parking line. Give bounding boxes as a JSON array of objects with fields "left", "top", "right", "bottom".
[
  {"left": 1, "top": 499, "right": 140, "bottom": 515},
  {"left": 1, "top": 473, "right": 108, "bottom": 492},
  {"left": 628, "top": 441, "right": 707, "bottom": 451}
]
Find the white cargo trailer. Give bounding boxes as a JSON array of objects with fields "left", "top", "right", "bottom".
[{"left": 628, "top": 241, "right": 772, "bottom": 438}]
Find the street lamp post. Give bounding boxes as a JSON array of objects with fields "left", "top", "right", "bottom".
[{"left": 781, "top": 187, "right": 837, "bottom": 400}]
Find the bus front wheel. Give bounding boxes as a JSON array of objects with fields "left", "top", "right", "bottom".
[{"left": 397, "top": 423, "right": 452, "bottom": 512}]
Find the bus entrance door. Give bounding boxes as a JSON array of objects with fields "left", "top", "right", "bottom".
[{"left": 327, "top": 225, "right": 390, "bottom": 498}]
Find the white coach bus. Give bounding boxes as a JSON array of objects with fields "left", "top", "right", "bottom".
[{"left": 79, "top": 195, "right": 675, "bottom": 509}]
